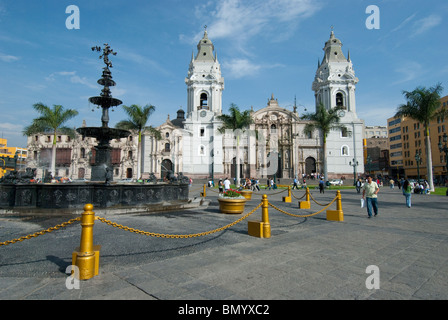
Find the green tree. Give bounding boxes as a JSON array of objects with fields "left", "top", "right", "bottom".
[
  {"left": 394, "top": 83, "right": 445, "bottom": 192},
  {"left": 23, "top": 103, "right": 79, "bottom": 177},
  {"left": 301, "top": 103, "right": 345, "bottom": 182},
  {"left": 217, "top": 103, "right": 253, "bottom": 188},
  {"left": 115, "top": 104, "right": 161, "bottom": 179}
]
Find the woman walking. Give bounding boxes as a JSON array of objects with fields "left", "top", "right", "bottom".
[{"left": 403, "top": 179, "right": 412, "bottom": 208}]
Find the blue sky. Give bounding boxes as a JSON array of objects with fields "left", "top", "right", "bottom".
[{"left": 1, "top": 0, "right": 447, "bottom": 148}]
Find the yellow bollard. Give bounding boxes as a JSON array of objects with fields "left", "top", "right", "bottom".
[
  {"left": 261, "top": 194, "right": 271, "bottom": 238},
  {"left": 299, "top": 187, "right": 311, "bottom": 209},
  {"left": 282, "top": 186, "right": 292, "bottom": 203},
  {"left": 72, "top": 204, "right": 101, "bottom": 280},
  {"left": 200, "top": 184, "right": 206, "bottom": 197},
  {"left": 248, "top": 194, "right": 271, "bottom": 238},
  {"left": 326, "top": 190, "right": 344, "bottom": 221}
]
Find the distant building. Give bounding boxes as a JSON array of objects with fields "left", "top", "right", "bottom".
[
  {"left": 0, "top": 138, "right": 27, "bottom": 178},
  {"left": 364, "top": 126, "right": 388, "bottom": 139},
  {"left": 25, "top": 128, "right": 139, "bottom": 181},
  {"left": 386, "top": 94, "right": 448, "bottom": 182}
]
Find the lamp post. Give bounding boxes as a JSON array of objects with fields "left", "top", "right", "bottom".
[
  {"left": 349, "top": 158, "right": 358, "bottom": 186},
  {"left": 438, "top": 132, "right": 448, "bottom": 196},
  {"left": 415, "top": 150, "right": 422, "bottom": 183}
]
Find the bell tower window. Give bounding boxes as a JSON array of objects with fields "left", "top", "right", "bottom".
[
  {"left": 200, "top": 93, "right": 208, "bottom": 110},
  {"left": 336, "top": 92, "right": 345, "bottom": 108}
]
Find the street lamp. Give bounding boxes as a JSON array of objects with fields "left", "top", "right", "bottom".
[
  {"left": 349, "top": 158, "right": 358, "bottom": 186},
  {"left": 415, "top": 150, "right": 422, "bottom": 183},
  {"left": 438, "top": 132, "right": 448, "bottom": 196}
]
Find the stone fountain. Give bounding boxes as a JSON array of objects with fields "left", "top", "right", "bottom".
[
  {"left": 0, "top": 44, "right": 191, "bottom": 211},
  {"left": 77, "top": 44, "right": 130, "bottom": 182}
]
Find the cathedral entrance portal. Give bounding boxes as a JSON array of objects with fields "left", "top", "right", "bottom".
[
  {"left": 305, "top": 157, "right": 316, "bottom": 176},
  {"left": 161, "top": 159, "right": 173, "bottom": 180},
  {"left": 267, "top": 152, "right": 282, "bottom": 179}
]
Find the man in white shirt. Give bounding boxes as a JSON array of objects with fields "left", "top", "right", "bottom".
[
  {"left": 223, "top": 177, "right": 231, "bottom": 191},
  {"left": 362, "top": 175, "right": 379, "bottom": 218}
]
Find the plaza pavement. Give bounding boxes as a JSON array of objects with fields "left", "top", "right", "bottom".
[{"left": 0, "top": 183, "right": 447, "bottom": 302}]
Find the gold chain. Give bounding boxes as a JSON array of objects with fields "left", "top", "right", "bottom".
[
  {"left": 0, "top": 217, "right": 81, "bottom": 247},
  {"left": 268, "top": 195, "right": 337, "bottom": 218},
  {"left": 308, "top": 192, "right": 333, "bottom": 206},
  {"left": 291, "top": 190, "right": 306, "bottom": 200},
  {"left": 95, "top": 203, "right": 263, "bottom": 238}
]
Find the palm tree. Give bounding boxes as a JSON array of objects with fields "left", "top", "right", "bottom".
[
  {"left": 217, "top": 103, "right": 253, "bottom": 188},
  {"left": 23, "top": 103, "right": 79, "bottom": 177},
  {"left": 301, "top": 103, "right": 345, "bottom": 182},
  {"left": 394, "top": 83, "right": 444, "bottom": 192},
  {"left": 115, "top": 104, "right": 161, "bottom": 179}
]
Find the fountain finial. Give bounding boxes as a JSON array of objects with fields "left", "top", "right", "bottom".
[{"left": 92, "top": 43, "right": 117, "bottom": 68}]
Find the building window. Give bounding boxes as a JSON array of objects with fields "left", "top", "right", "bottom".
[
  {"left": 341, "top": 145, "right": 349, "bottom": 156},
  {"left": 200, "top": 93, "right": 208, "bottom": 109},
  {"left": 199, "top": 145, "right": 205, "bottom": 156},
  {"left": 336, "top": 92, "right": 344, "bottom": 107},
  {"left": 164, "top": 143, "right": 170, "bottom": 152},
  {"left": 341, "top": 127, "right": 349, "bottom": 138},
  {"left": 200, "top": 127, "right": 205, "bottom": 137}
]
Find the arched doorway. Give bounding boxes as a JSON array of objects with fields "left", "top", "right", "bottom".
[
  {"left": 161, "top": 159, "right": 173, "bottom": 180},
  {"left": 78, "top": 168, "right": 85, "bottom": 179},
  {"left": 267, "top": 152, "right": 282, "bottom": 179},
  {"left": 305, "top": 157, "right": 316, "bottom": 176}
]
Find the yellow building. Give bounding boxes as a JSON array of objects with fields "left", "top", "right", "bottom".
[
  {"left": 386, "top": 95, "right": 448, "bottom": 183},
  {"left": 0, "top": 138, "right": 28, "bottom": 178}
]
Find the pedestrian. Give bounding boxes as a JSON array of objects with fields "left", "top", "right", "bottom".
[
  {"left": 218, "top": 179, "right": 224, "bottom": 194},
  {"left": 402, "top": 179, "right": 412, "bottom": 208},
  {"left": 389, "top": 179, "right": 394, "bottom": 189},
  {"left": 319, "top": 178, "right": 325, "bottom": 194},
  {"left": 362, "top": 175, "right": 379, "bottom": 218},
  {"left": 292, "top": 177, "right": 299, "bottom": 189},
  {"left": 356, "top": 178, "right": 362, "bottom": 194},
  {"left": 266, "top": 178, "right": 271, "bottom": 190},
  {"left": 223, "top": 177, "right": 231, "bottom": 191}
]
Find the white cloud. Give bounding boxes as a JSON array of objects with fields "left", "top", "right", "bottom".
[
  {"left": 392, "top": 61, "right": 423, "bottom": 85},
  {"left": 222, "top": 58, "right": 262, "bottom": 79},
  {"left": 187, "top": 0, "right": 321, "bottom": 45},
  {"left": 412, "top": 14, "right": 442, "bottom": 36},
  {"left": 391, "top": 13, "right": 417, "bottom": 33},
  {"left": 0, "top": 52, "right": 19, "bottom": 62},
  {"left": 45, "top": 71, "right": 97, "bottom": 89}
]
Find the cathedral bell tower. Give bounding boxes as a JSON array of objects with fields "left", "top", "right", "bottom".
[
  {"left": 312, "top": 30, "right": 364, "bottom": 179},
  {"left": 182, "top": 27, "right": 225, "bottom": 179},
  {"left": 185, "top": 27, "right": 224, "bottom": 116}
]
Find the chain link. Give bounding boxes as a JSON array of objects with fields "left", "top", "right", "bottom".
[
  {"left": 291, "top": 190, "right": 307, "bottom": 200},
  {"left": 95, "top": 202, "right": 263, "bottom": 238},
  {"left": 0, "top": 217, "right": 81, "bottom": 247},
  {"left": 268, "top": 195, "right": 337, "bottom": 218},
  {"left": 308, "top": 192, "right": 333, "bottom": 206}
]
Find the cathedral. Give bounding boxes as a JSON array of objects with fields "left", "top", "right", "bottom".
[
  {"left": 26, "top": 30, "right": 365, "bottom": 182},
  {"left": 142, "top": 29, "right": 365, "bottom": 181}
]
